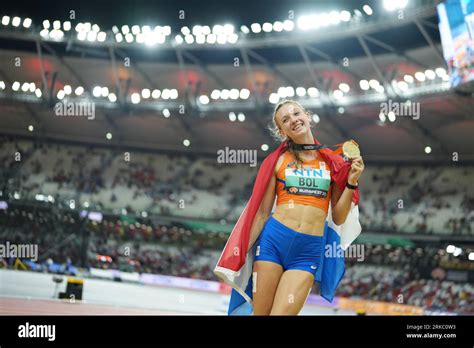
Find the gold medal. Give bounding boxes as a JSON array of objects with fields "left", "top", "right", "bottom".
[{"left": 342, "top": 139, "right": 360, "bottom": 159}]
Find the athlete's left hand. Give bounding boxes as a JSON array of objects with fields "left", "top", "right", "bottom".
[{"left": 348, "top": 155, "right": 364, "bottom": 186}]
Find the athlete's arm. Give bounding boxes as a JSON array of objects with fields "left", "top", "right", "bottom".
[{"left": 331, "top": 155, "right": 364, "bottom": 225}]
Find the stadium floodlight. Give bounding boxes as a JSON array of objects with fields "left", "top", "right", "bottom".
[
  {"left": 196, "top": 34, "right": 206, "bottom": 44},
  {"left": 0, "top": 81, "right": 5, "bottom": 90},
  {"left": 23, "top": 18, "right": 32, "bottom": 28},
  {"left": 136, "top": 33, "right": 145, "bottom": 44},
  {"left": 269, "top": 93, "right": 279, "bottom": 104},
  {"left": 183, "top": 139, "right": 190, "bottom": 147},
  {"left": 28, "top": 83, "right": 36, "bottom": 93},
  {"left": 77, "top": 31, "right": 86, "bottom": 41},
  {"left": 175, "top": 35, "right": 183, "bottom": 44},
  {"left": 340, "top": 11, "right": 351, "bottom": 22},
  {"left": 151, "top": 89, "right": 161, "bottom": 99},
  {"left": 163, "top": 109, "right": 171, "bottom": 117},
  {"left": 296, "top": 87, "right": 306, "bottom": 97},
  {"left": 92, "top": 86, "right": 102, "bottom": 97},
  {"left": 211, "top": 89, "right": 221, "bottom": 100},
  {"left": 261, "top": 144, "right": 269, "bottom": 151},
  {"left": 216, "top": 34, "right": 227, "bottom": 44},
  {"left": 28, "top": 125, "right": 34, "bottom": 132},
  {"left": 206, "top": 34, "right": 217, "bottom": 44},
  {"left": 285, "top": 86, "right": 295, "bottom": 98},
  {"left": 106, "top": 133, "right": 112, "bottom": 140},
  {"left": 230, "top": 89, "right": 239, "bottom": 100},
  {"left": 312, "top": 114, "right": 320, "bottom": 123},
  {"left": 108, "top": 93, "right": 117, "bottom": 102},
  {"left": 442, "top": 75, "right": 449, "bottom": 81},
  {"left": 397, "top": 81, "right": 409, "bottom": 91},
  {"left": 387, "top": 111, "right": 396, "bottom": 122},
  {"left": 161, "top": 89, "right": 170, "bottom": 100},
  {"left": 424, "top": 146, "right": 432, "bottom": 154},
  {"left": 283, "top": 20, "right": 294, "bottom": 31},
  {"left": 220, "top": 89, "right": 230, "bottom": 100},
  {"left": 192, "top": 25, "right": 202, "bottom": 36},
  {"left": 425, "top": 69, "right": 436, "bottom": 80},
  {"left": 446, "top": 245, "right": 455, "bottom": 253},
  {"left": 97, "top": 32, "right": 107, "bottom": 42},
  {"left": 181, "top": 26, "right": 190, "bottom": 36},
  {"left": 92, "top": 24, "right": 100, "bottom": 32},
  {"left": 359, "top": 80, "right": 370, "bottom": 90},
  {"left": 142, "top": 25, "right": 151, "bottom": 34},
  {"left": 12, "top": 17, "right": 21, "bottom": 27},
  {"left": 185, "top": 35, "right": 194, "bottom": 44},
  {"left": 57, "top": 90, "right": 65, "bottom": 100},
  {"left": 339, "top": 83, "right": 350, "bottom": 93},
  {"left": 414, "top": 71, "right": 426, "bottom": 82},
  {"left": 338, "top": 107, "right": 345, "bottom": 114},
  {"left": 87, "top": 31, "right": 97, "bottom": 42},
  {"left": 131, "top": 93, "right": 140, "bottom": 104},
  {"left": 43, "top": 20, "right": 50, "bottom": 29},
  {"left": 170, "top": 89, "right": 178, "bottom": 99},
  {"left": 376, "top": 85, "right": 385, "bottom": 94},
  {"left": 240, "top": 25, "right": 250, "bottom": 34},
  {"left": 141, "top": 89, "right": 151, "bottom": 99},
  {"left": 2, "top": 16, "right": 10, "bottom": 26},
  {"left": 75, "top": 86, "right": 84, "bottom": 96},
  {"left": 404, "top": 75, "right": 414, "bottom": 83},
  {"left": 83, "top": 22, "right": 92, "bottom": 32},
  {"left": 363, "top": 5, "right": 373, "bottom": 15},
  {"left": 12, "top": 81, "right": 20, "bottom": 91},
  {"left": 239, "top": 88, "right": 250, "bottom": 100},
  {"left": 229, "top": 112, "right": 236, "bottom": 121},
  {"left": 63, "top": 85, "right": 72, "bottom": 95},
  {"left": 201, "top": 26, "right": 211, "bottom": 35},
  {"left": 262, "top": 22, "right": 272, "bottom": 32},
  {"left": 131, "top": 25, "right": 140, "bottom": 35},
  {"left": 199, "top": 95, "right": 210, "bottom": 104},
  {"left": 21, "top": 82, "right": 29, "bottom": 92},
  {"left": 125, "top": 33, "right": 134, "bottom": 43},
  {"left": 121, "top": 25, "right": 130, "bottom": 34},
  {"left": 115, "top": 33, "right": 123, "bottom": 42},
  {"left": 270, "top": 21, "right": 282, "bottom": 32},
  {"left": 277, "top": 86, "right": 287, "bottom": 98},
  {"left": 379, "top": 112, "right": 386, "bottom": 122},
  {"left": 223, "top": 24, "right": 234, "bottom": 35},
  {"left": 63, "top": 21, "right": 71, "bottom": 31},
  {"left": 383, "top": 0, "right": 399, "bottom": 11},
  {"left": 453, "top": 247, "right": 462, "bottom": 257},
  {"left": 307, "top": 87, "right": 319, "bottom": 97},
  {"left": 101, "top": 87, "right": 109, "bottom": 97},
  {"left": 435, "top": 67, "right": 447, "bottom": 77},
  {"left": 333, "top": 90, "right": 344, "bottom": 99},
  {"left": 469, "top": 252, "right": 474, "bottom": 261},
  {"left": 251, "top": 23, "right": 261, "bottom": 33},
  {"left": 163, "top": 26, "right": 171, "bottom": 36},
  {"left": 238, "top": 113, "right": 245, "bottom": 122},
  {"left": 369, "top": 79, "right": 380, "bottom": 89},
  {"left": 213, "top": 24, "right": 224, "bottom": 35},
  {"left": 53, "top": 20, "right": 60, "bottom": 30},
  {"left": 227, "top": 33, "right": 238, "bottom": 44}
]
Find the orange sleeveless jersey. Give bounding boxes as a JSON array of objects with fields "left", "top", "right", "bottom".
[{"left": 275, "top": 150, "right": 333, "bottom": 213}]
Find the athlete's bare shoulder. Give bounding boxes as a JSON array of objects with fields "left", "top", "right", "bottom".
[{"left": 274, "top": 150, "right": 288, "bottom": 175}]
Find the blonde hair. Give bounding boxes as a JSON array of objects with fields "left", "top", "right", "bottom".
[{"left": 269, "top": 99, "right": 315, "bottom": 168}]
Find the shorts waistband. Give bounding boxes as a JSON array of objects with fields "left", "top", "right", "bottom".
[{"left": 266, "top": 215, "right": 324, "bottom": 240}]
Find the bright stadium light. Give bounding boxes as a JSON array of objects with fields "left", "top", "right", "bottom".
[
  {"left": 108, "top": 93, "right": 117, "bottom": 102},
  {"left": 175, "top": 35, "right": 183, "bottom": 44},
  {"left": 404, "top": 75, "right": 414, "bottom": 83},
  {"left": 239, "top": 88, "right": 250, "bottom": 99},
  {"left": 251, "top": 23, "right": 261, "bottom": 33},
  {"left": 307, "top": 87, "right": 319, "bottom": 97},
  {"left": 57, "top": 90, "right": 65, "bottom": 100},
  {"left": 152, "top": 89, "right": 161, "bottom": 99},
  {"left": 132, "top": 25, "right": 140, "bottom": 35},
  {"left": 369, "top": 79, "right": 380, "bottom": 89},
  {"left": 63, "top": 21, "right": 71, "bottom": 31},
  {"left": 23, "top": 18, "right": 32, "bottom": 28},
  {"left": 269, "top": 93, "right": 279, "bottom": 104},
  {"left": 185, "top": 35, "right": 194, "bottom": 44},
  {"left": 360, "top": 80, "right": 370, "bottom": 90},
  {"left": 163, "top": 109, "right": 171, "bottom": 118},
  {"left": 229, "top": 112, "right": 236, "bottom": 121},
  {"left": 312, "top": 114, "right": 320, "bottom": 123},
  {"left": 340, "top": 11, "right": 351, "bottom": 22},
  {"left": 283, "top": 20, "right": 294, "bottom": 31},
  {"left": 425, "top": 69, "right": 436, "bottom": 80},
  {"left": 296, "top": 87, "right": 306, "bottom": 97},
  {"left": 261, "top": 144, "right": 269, "bottom": 151},
  {"left": 115, "top": 33, "right": 123, "bottom": 42},
  {"left": 101, "top": 87, "right": 109, "bottom": 97},
  {"left": 87, "top": 31, "right": 97, "bottom": 42},
  {"left": 387, "top": 111, "right": 396, "bottom": 122},
  {"left": 199, "top": 95, "right": 210, "bottom": 104},
  {"left": 223, "top": 24, "right": 234, "bottom": 35},
  {"left": 35, "top": 88, "right": 42, "bottom": 97},
  {"left": 240, "top": 25, "right": 250, "bottom": 34},
  {"left": 75, "top": 86, "right": 84, "bottom": 96},
  {"left": 339, "top": 83, "right": 350, "bottom": 93},
  {"left": 376, "top": 85, "right": 385, "bottom": 94},
  {"left": 446, "top": 245, "right": 455, "bottom": 253},
  {"left": 183, "top": 139, "right": 190, "bottom": 147},
  {"left": 333, "top": 89, "right": 344, "bottom": 99},
  {"left": 106, "top": 132, "right": 112, "bottom": 140},
  {"left": 97, "top": 32, "right": 107, "bottom": 42},
  {"left": 53, "top": 20, "right": 61, "bottom": 30},
  {"left": 220, "top": 89, "right": 230, "bottom": 100},
  {"left": 363, "top": 5, "right": 373, "bottom": 15},
  {"left": 415, "top": 71, "right": 426, "bottom": 82},
  {"left": 211, "top": 89, "right": 221, "bottom": 100},
  {"left": 453, "top": 247, "right": 462, "bottom": 257},
  {"left": 383, "top": 0, "right": 407, "bottom": 11},
  {"left": 12, "top": 17, "right": 21, "bottom": 27},
  {"left": 169, "top": 89, "right": 178, "bottom": 99},
  {"left": 141, "top": 88, "right": 151, "bottom": 99},
  {"left": 273, "top": 21, "right": 284, "bottom": 32},
  {"left": 379, "top": 112, "right": 386, "bottom": 122},
  {"left": 262, "top": 22, "right": 272, "bottom": 32},
  {"left": 12, "top": 81, "right": 20, "bottom": 91},
  {"left": 161, "top": 89, "right": 170, "bottom": 99},
  {"left": 285, "top": 86, "right": 295, "bottom": 98},
  {"left": 229, "top": 89, "right": 239, "bottom": 100},
  {"left": 397, "top": 81, "right": 409, "bottom": 91},
  {"left": 217, "top": 34, "right": 227, "bottom": 44},
  {"left": 206, "top": 34, "right": 217, "bottom": 44},
  {"left": 238, "top": 113, "right": 245, "bottom": 122},
  {"left": 63, "top": 85, "right": 72, "bottom": 95},
  {"left": 28, "top": 125, "right": 34, "bottom": 132},
  {"left": 2, "top": 16, "right": 10, "bottom": 26},
  {"left": 469, "top": 252, "right": 474, "bottom": 261},
  {"left": 131, "top": 92, "right": 140, "bottom": 104},
  {"left": 435, "top": 67, "right": 447, "bottom": 77},
  {"left": 424, "top": 146, "right": 432, "bottom": 154}
]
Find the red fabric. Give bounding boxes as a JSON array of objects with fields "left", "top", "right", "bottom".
[{"left": 216, "top": 137, "right": 360, "bottom": 273}]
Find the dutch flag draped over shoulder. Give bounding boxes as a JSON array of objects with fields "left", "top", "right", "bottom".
[{"left": 214, "top": 137, "right": 361, "bottom": 315}]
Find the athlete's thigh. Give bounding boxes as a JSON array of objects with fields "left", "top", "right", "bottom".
[
  {"left": 252, "top": 260, "right": 283, "bottom": 315},
  {"left": 270, "top": 269, "right": 314, "bottom": 315}
]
